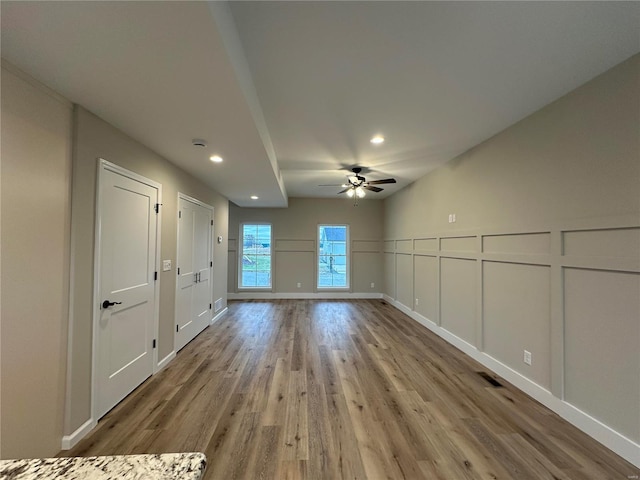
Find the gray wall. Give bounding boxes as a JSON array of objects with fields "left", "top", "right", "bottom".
[
  {"left": 1, "top": 62, "right": 230, "bottom": 456},
  {"left": 66, "top": 106, "right": 229, "bottom": 435},
  {"left": 228, "top": 198, "right": 383, "bottom": 295},
  {"left": 1, "top": 64, "right": 73, "bottom": 458},
  {"left": 383, "top": 54, "right": 639, "bottom": 446}
]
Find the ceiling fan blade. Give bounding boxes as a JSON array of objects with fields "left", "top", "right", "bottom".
[
  {"left": 318, "top": 184, "right": 346, "bottom": 186},
  {"left": 337, "top": 188, "right": 351, "bottom": 194},
  {"left": 364, "top": 185, "right": 383, "bottom": 193},
  {"left": 367, "top": 178, "right": 396, "bottom": 185}
]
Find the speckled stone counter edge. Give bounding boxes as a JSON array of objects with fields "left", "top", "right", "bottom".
[{"left": 0, "top": 452, "right": 206, "bottom": 480}]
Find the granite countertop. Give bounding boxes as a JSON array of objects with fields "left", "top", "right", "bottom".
[{"left": 0, "top": 452, "right": 206, "bottom": 480}]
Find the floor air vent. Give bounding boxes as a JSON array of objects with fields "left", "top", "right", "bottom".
[
  {"left": 214, "top": 298, "right": 223, "bottom": 312},
  {"left": 477, "top": 372, "right": 503, "bottom": 388}
]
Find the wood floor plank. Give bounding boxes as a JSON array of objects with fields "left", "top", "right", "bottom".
[
  {"left": 215, "top": 411, "right": 262, "bottom": 480},
  {"left": 277, "top": 460, "right": 308, "bottom": 480},
  {"left": 282, "top": 370, "right": 309, "bottom": 461},
  {"left": 177, "top": 375, "right": 241, "bottom": 451},
  {"left": 463, "top": 417, "right": 539, "bottom": 480},
  {"left": 60, "top": 299, "right": 640, "bottom": 480},
  {"left": 398, "top": 391, "right": 506, "bottom": 480},
  {"left": 326, "top": 392, "right": 368, "bottom": 479},
  {"left": 504, "top": 433, "right": 575, "bottom": 480},
  {"left": 305, "top": 383, "right": 338, "bottom": 480},
  {"left": 244, "top": 425, "right": 281, "bottom": 480},
  {"left": 317, "top": 344, "right": 342, "bottom": 395},
  {"left": 262, "top": 357, "right": 290, "bottom": 426},
  {"left": 333, "top": 350, "right": 397, "bottom": 479}
]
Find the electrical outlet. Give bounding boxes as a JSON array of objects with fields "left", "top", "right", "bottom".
[
  {"left": 297, "top": 282, "right": 301, "bottom": 288},
  {"left": 415, "top": 298, "right": 419, "bottom": 306},
  {"left": 370, "top": 282, "right": 375, "bottom": 288},
  {"left": 448, "top": 214, "right": 453, "bottom": 223},
  {"left": 524, "top": 350, "right": 532, "bottom": 365},
  {"left": 452, "top": 213, "right": 456, "bottom": 222},
  {"left": 162, "top": 259, "right": 172, "bottom": 271}
]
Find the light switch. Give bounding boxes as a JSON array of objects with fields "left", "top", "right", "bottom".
[{"left": 162, "top": 259, "right": 172, "bottom": 272}]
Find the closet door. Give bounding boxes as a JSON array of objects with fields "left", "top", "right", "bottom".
[
  {"left": 96, "top": 161, "right": 158, "bottom": 419},
  {"left": 175, "top": 196, "right": 213, "bottom": 352},
  {"left": 192, "top": 203, "right": 212, "bottom": 330}
]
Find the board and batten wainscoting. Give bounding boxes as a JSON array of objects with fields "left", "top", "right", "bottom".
[
  {"left": 383, "top": 216, "right": 640, "bottom": 468},
  {"left": 228, "top": 237, "right": 383, "bottom": 299}
]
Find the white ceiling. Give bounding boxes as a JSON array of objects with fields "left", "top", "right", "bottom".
[{"left": 2, "top": 1, "right": 639, "bottom": 207}]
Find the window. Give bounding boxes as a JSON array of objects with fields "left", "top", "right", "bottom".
[
  {"left": 240, "top": 224, "right": 272, "bottom": 288},
  {"left": 318, "top": 225, "right": 349, "bottom": 288}
]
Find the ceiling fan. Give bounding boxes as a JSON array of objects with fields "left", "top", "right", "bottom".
[{"left": 319, "top": 167, "right": 396, "bottom": 203}]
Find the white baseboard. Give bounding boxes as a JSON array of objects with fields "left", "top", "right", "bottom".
[
  {"left": 61, "top": 418, "right": 96, "bottom": 450},
  {"left": 382, "top": 295, "right": 640, "bottom": 469},
  {"left": 156, "top": 351, "right": 176, "bottom": 372},
  {"left": 228, "top": 292, "right": 383, "bottom": 300},
  {"left": 59, "top": 309, "right": 228, "bottom": 452},
  {"left": 211, "top": 306, "right": 228, "bottom": 324}
]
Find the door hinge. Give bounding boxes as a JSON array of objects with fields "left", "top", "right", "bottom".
[
  {"left": 152, "top": 339, "right": 156, "bottom": 349},
  {"left": 209, "top": 303, "right": 212, "bottom": 310},
  {"left": 178, "top": 210, "right": 181, "bottom": 218},
  {"left": 210, "top": 261, "right": 213, "bottom": 267},
  {"left": 154, "top": 271, "right": 158, "bottom": 281},
  {"left": 154, "top": 203, "right": 162, "bottom": 214},
  {"left": 177, "top": 267, "right": 180, "bottom": 275},
  {"left": 176, "top": 324, "right": 179, "bottom": 332},
  {"left": 211, "top": 220, "right": 213, "bottom": 226}
]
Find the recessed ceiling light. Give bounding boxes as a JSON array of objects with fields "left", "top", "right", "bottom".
[
  {"left": 370, "top": 135, "right": 385, "bottom": 145},
  {"left": 210, "top": 155, "right": 223, "bottom": 163},
  {"left": 250, "top": 195, "right": 259, "bottom": 200}
]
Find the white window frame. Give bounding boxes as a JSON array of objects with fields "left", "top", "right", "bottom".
[
  {"left": 317, "top": 224, "right": 350, "bottom": 290},
  {"left": 238, "top": 222, "right": 273, "bottom": 290}
]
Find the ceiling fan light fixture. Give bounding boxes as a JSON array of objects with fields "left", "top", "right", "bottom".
[
  {"left": 370, "top": 135, "right": 385, "bottom": 145},
  {"left": 322, "top": 167, "right": 396, "bottom": 200}
]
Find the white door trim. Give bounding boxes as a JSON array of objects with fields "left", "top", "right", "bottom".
[
  {"left": 91, "top": 158, "right": 162, "bottom": 423},
  {"left": 175, "top": 192, "right": 214, "bottom": 351}
]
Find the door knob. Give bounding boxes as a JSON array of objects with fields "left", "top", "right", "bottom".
[{"left": 102, "top": 300, "right": 122, "bottom": 309}]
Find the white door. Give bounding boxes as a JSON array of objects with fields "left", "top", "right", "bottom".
[
  {"left": 176, "top": 198, "right": 195, "bottom": 351},
  {"left": 192, "top": 203, "right": 212, "bottom": 327},
  {"left": 175, "top": 196, "right": 213, "bottom": 351},
  {"left": 96, "top": 163, "right": 158, "bottom": 419}
]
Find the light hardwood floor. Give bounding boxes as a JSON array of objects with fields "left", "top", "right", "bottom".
[{"left": 63, "top": 300, "right": 639, "bottom": 479}]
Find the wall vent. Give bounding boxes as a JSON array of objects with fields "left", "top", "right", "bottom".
[{"left": 214, "top": 298, "right": 223, "bottom": 312}]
